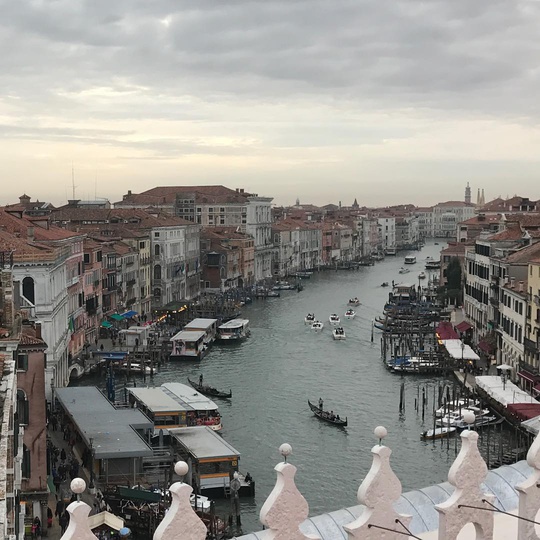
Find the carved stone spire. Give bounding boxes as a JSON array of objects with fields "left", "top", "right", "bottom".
[
  {"left": 60, "top": 479, "right": 99, "bottom": 540},
  {"left": 516, "top": 431, "right": 540, "bottom": 539},
  {"left": 344, "top": 426, "right": 411, "bottom": 540},
  {"left": 259, "top": 444, "right": 320, "bottom": 540}
]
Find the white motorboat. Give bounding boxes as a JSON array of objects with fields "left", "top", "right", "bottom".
[
  {"left": 435, "top": 398, "right": 480, "bottom": 418},
  {"left": 436, "top": 407, "right": 495, "bottom": 429},
  {"left": 348, "top": 297, "right": 361, "bottom": 306},
  {"left": 344, "top": 309, "right": 356, "bottom": 320},
  {"left": 305, "top": 313, "right": 315, "bottom": 324},
  {"left": 398, "top": 267, "right": 410, "bottom": 274},
  {"left": 329, "top": 314, "right": 341, "bottom": 325},
  {"left": 332, "top": 327, "right": 346, "bottom": 340},
  {"left": 421, "top": 427, "right": 457, "bottom": 440},
  {"left": 311, "top": 321, "right": 324, "bottom": 331}
]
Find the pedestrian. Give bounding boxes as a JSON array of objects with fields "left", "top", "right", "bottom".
[
  {"left": 51, "top": 415, "right": 58, "bottom": 431},
  {"left": 47, "top": 507, "right": 53, "bottom": 528},
  {"left": 59, "top": 511, "right": 69, "bottom": 534},
  {"left": 55, "top": 500, "right": 65, "bottom": 519},
  {"left": 60, "top": 448, "right": 66, "bottom": 461},
  {"left": 53, "top": 475, "right": 61, "bottom": 496},
  {"left": 31, "top": 516, "right": 41, "bottom": 539},
  {"left": 100, "top": 343, "right": 104, "bottom": 351},
  {"left": 199, "top": 373, "right": 203, "bottom": 386}
]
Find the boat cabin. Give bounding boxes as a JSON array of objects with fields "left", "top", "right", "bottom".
[
  {"left": 128, "top": 383, "right": 222, "bottom": 431},
  {"left": 183, "top": 318, "right": 218, "bottom": 345},
  {"left": 170, "top": 330, "right": 206, "bottom": 360},
  {"left": 217, "top": 319, "right": 250, "bottom": 341},
  {"left": 119, "top": 326, "right": 151, "bottom": 349},
  {"left": 404, "top": 255, "right": 417, "bottom": 264},
  {"left": 169, "top": 426, "right": 254, "bottom": 498}
]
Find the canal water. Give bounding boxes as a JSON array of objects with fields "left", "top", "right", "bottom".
[{"left": 75, "top": 241, "right": 494, "bottom": 533}]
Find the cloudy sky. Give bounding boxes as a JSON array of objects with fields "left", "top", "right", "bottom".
[{"left": 1, "top": 0, "right": 540, "bottom": 207}]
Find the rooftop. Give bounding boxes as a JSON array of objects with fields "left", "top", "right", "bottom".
[{"left": 169, "top": 426, "right": 240, "bottom": 460}]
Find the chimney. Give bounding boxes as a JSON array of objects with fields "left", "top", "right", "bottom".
[
  {"left": 27, "top": 226, "right": 34, "bottom": 242},
  {"left": 35, "top": 321, "right": 42, "bottom": 340},
  {"left": 510, "top": 277, "right": 515, "bottom": 288},
  {"left": 518, "top": 281, "right": 524, "bottom": 293},
  {"left": 240, "top": 188, "right": 244, "bottom": 194}
]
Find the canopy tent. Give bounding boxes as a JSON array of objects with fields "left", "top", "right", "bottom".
[
  {"left": 476, "top": 376, "right": 534, "bottom": 407},
  {"left": 122, "top": 310, "right": 138, "bottom": 319},
  {"left": 110, "top": 314, "right": 124, "bottom": 321},
  {"left": 435, "top": 322, "right": 458, "bottom": 341},
  {"left": 100, "top": 321, "right": 113, "bottom": 329},
  {"left": 441, "top": 339, "right": 480, "bottom": 361}
]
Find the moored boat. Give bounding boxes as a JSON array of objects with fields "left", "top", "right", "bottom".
[
  {"left": 311, "top": 321, "right": 324, "bottom": 331},
  {"left": 305, "top": 313, "right": 315, "bottom": 324},
  {"left": 421, "top": 427, "right": 457, "bottom": 440},
  {"left": 188, "top": 377, "right": 232, "bottom": 399},
  {"left": 418, "top": 271, "right": 426, "bottom": 279},
  {"left": 344, "top": 309, "right": 356, "bottom": 319},
  {"left": 217, "top": 319, "right": 250, "bottom": 341},
  {"left": 296, "top": 271, "right": 313, "bottom": 279},
  {"left": 332, "top": 327, "right": 346, "bottom": 340},
  {"left": 308, "top": 400, "right": 347, "bottom": 426},
  {"left": 329, "top": 314, "right": 341, "bottom": 325}
]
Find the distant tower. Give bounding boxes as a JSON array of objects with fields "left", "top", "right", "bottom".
[
  {"left": 477, "top": 189, "right": 481, "bottom": 205},
  {"left": 480, "top": 189, "right": 485, "bottom": 206},
  {"left": 464, "top": 183, "right": 471, "bottom": 204},
  {"left": 295, "top": 197, "right": 300, "bottom": 207},
  {"left": 352, "top": 198, "right": 359, "bottom": 209}
]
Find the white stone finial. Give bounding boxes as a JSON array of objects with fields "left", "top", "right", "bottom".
[
  {"left": 516, "top": 431, "right": 540, "bottom": 539},
  {"left": 435, "top": 430, "right": 494, "bottom": 540},
  {"left": 280, "top": 443, "right": 293, "bottom": 461},
  {"left": 233, "top": 471, "right": 239, "bottom": 479},
  {"left": 174, "top": 461, "right": 189, "bottom": 478},
  {"left": 153, "top": 478, "right": 206, "bottom": 540},
  {"left": 60, "top": 501, "right": 99, "bottom": 540},
  {"left": 260, "top": 451, "right": 320, "bottom": 540},
  {"left": 374, "top": 426, "right": 387, "bottom": 444},
  {"left": 344, "top": 430, "right": 411, "bottom": 540},
  {"left": 70, "top": 478, "right": 86, "bottom": 494},
  {"left": 462, "top": 410, "right": 475, "bottom": 427}
]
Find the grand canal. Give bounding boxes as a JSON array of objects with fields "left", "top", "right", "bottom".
[{"left": 76, "top": 241, "right": 477, "bottom": 532}]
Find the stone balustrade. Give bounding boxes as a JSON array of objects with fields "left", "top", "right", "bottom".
[{"left": 59, "top": 422, "right": 540, "bottom": 540}]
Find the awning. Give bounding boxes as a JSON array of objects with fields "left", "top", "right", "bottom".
[
  {"left": 507, "top": 403, "right": 540, "bottom": 421},
  {"left": 435, "top": 322, "right": 459, "bottom": 340},
  {"left": 110, "top": 314, "right": 124, "bottom": 321},
  {"left": 100, "top": 321, "right": 112, "bottom": 329},
  {"left": 478, "top": 339, "right": 495, "bottom": 354},
  {"left": 122, "top": 310, "right": 138, "bottom": 319},
  {"left": 455, "top": 321, "right": 473, "bottom": 332},
  {"left": 533, "top": 383, "right": 540, "bottom": 394},
  {"left": 518, "top": 370, "right": 535, "bottom": 384}
]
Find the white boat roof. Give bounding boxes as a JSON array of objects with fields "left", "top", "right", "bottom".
[
  {"left": 169, "top": 426, "right": 240, "bottom": 459},
  {"left": 170, "top": 330, "right": 206, "bottom": 342},
  {"left": 219, "top": 318, "right": 249, "bottom": 329},
  {"left": 162, "top": 382, "right": 218, "bottom": 411},
  {"left": 184, "top": 318, "right": 217, "bottom": 330}
]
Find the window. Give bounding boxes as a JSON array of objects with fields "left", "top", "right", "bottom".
[
  {"left": 139, "top": 241, "right": 145, "bottom": 249},
  {"left": 96, "top": 251, "right": 102, "bottom": 262},
  {"left": 154, "top": 244, "right": 160, "bottom": 256},
  {"left": 17, "top": 353, "right": 28, "bottom": 371},
  {"left": 154, "top": 232, "right": 160, "bottom": 238},
  {"left": 17, "top": 389, "right": 29, "bottom": 425},
  {"left": 22, "top": 444, "right": 31, "bottom": 479},
  {"left": 154, "top": 265, "right": 162, "bottom": 280},
  {"left": 22, "top": 277, "right": 35, "bottom": 304},
  {"left": 83, "top": 253, "right": 90, "bottom": 264}
]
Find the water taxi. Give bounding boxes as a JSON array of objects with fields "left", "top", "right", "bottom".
[
  {"left": 344, "top": 309, "right": 356, "bottom": 320},
  {"left": 217, "top": 319, "right": 250, "bottom": 341},
  {"left": 329, "top": 314, "right": 341, "bottom": 325},
  {"left": 332, "top": 327, "right": 346, "bottom": 340},
  {"left": 311, "top": 321, "right": 324, "bottom": 331},
  {"left": 404, "top": 255, "right": 417, "bottom": 264},
  {"left": 435, "top": 398, "right": 480, "bottom": 418},
  {"left": 128, "top": 382, "right": 222, "bottom": 431}
]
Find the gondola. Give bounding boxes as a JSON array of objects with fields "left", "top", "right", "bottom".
[
  {"left": 188, "top": 378, "right": 232, "bottom": 399},
  {"left": 308, "top": 400, "right": 347, "bottom": 427}
]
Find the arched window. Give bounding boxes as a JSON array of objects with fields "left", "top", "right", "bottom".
[
  {"left": 153, "top": 265, "right": 161, "bottom": 280},
  {"left": 22, "top": 444, "right": 31, "bottom": 478},
  {"left": 154, "top": 244, "right": 160, "bottom": 257},
  {"left": 22, "top": 277, "right": 35, "bottom": 304},
  {"left": 153, "top": 288, "right": 161, "bottom": 298},
  {"left": 17, "top": 389, "right": 29, "bottom": 425}
]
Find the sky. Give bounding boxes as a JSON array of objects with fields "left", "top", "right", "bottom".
[{"left": 1, "top": 0, "right": 540, "bottom": 208}]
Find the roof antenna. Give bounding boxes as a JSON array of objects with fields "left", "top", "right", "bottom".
[{"left": 71, "top": 162, "right": 78, "bottom": 200}]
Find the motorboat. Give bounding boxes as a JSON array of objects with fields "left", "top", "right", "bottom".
[
  {"left": 305, "top": 313, "right": 315, "bottom": 324},
  {"left": 421, "top": 427, "right": 457, "bottom": 440},
  {"left": 329, "top": 314, "right": 341, "bottom": 325},
  {"left": 332, "top": 327, "right": 346, "bottom": 340},
  {"left": 398, "top": 267, "right": 410, "bottom": 274},
  {"left": 435, "top": 398, "right": 480, "bottom": 418},
  {"left": 272, "top": 281, "right": 297, "bottom": 290},
  {"left": 311, "top": 321, "right": 324, "bottom": 331},
  {"left": 344, "top": 309, "right": 356, "bottom": 320},
  {"left": 436, "top": 407, "right": 496, "bottom": 429},
  {"left": 296, "top": 271, "right": 313, "bottom": 279},
  {"left": 348, "top": 297, "right": 361, "bottom": 306},
  {"left": 418, "top": 271, "right": 426, "bottom": 279},
  {"left": 381, "top": 282, "right": 389, "bottom": 287}
]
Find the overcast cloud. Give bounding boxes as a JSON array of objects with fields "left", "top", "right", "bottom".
[{"left": 1, "top": 0, "right": 540, "bottom": 206}]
